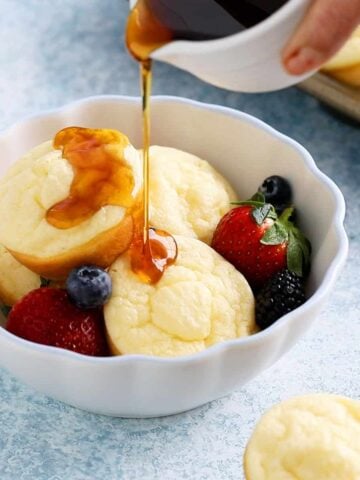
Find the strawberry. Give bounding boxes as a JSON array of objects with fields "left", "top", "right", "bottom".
[
  {"left": 6, "top": 288, "right": 108, "bottom": 356},
  {"left": 211, "top": 193, "right": 311, "bottom": 290}
]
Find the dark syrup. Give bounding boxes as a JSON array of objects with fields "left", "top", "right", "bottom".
[{"left": 134, "top": 0, "right": 289, "bottom": 44}]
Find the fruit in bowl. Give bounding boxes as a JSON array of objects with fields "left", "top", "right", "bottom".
[
  {"left": 0, "top": 125, "right": 310, "bottom": 358},
  {"left": 0, "top": 96, "right": 347, "bottom": 417},
  {"left": 0, "top": 124, "right": 258, "bottom": 358}
]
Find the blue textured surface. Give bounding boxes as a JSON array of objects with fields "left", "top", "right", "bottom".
[{"left": 0, "top": 1, "right": 359, "bottom": 479}]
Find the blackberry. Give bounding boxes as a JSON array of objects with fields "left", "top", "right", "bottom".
[
  {"left": 258, "top": 175, "right": 292, "bottom": 213},
  {"left": 255, "top": 269, "right": 306, "bottom": 330}
]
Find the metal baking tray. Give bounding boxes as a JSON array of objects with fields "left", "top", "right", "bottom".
[{"left": 300, "top": 73, "right": 360, "bottom": 122}]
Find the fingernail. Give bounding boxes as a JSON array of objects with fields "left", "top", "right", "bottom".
[{"left": 284, "top": 47, "right": 325, "bottom": 75}]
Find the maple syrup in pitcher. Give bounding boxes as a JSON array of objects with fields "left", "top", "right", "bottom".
[
  {"left": 125, "top": 0, "right": 288, "bottom": 283},
  {"left": 126, "top": 0, "right": 289, "bottom": 60}
]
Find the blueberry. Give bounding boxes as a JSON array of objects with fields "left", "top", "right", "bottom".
[
  {"left": 66, "top": 265, "right": 112, "bottom": 309},
  {"left": 258, "top": 175, "right": 292, "bottom": 212}
]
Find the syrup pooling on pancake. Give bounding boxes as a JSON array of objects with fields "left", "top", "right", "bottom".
[
  {"left": 46, "top": 127, "right": 136, "bottom": 229},
  {"left": 0, "top": 139, "right": 141, "bottom": 269},
  {"left": 46, "top": 126, "right": 177, "bottom": 284},
  {"left": 129, "top": 225, "right": 177, "bottom": 284}
]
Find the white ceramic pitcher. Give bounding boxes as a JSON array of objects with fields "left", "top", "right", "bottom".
[{"left": 129, "top": 0, "right": 312, "bottom": 92}]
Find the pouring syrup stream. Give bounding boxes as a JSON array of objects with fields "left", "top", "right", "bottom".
[
  {"left": 126, "top": 2, "right": 177, "bottom": 283},
  {"left": 140, "top": 59, "right": 151, "bottom": 246}
]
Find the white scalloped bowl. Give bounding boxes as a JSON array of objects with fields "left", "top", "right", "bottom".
[{"left": 0, "top": 96, "right": 348, "bottom": 417}]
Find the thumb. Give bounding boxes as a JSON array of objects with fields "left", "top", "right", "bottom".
[{"left": 283, "top": 0, "right": 360, "bottom": 75}]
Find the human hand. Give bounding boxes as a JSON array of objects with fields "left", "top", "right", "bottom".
[{"left": 283, "top": 0, "right": 360, "bottom": 75}]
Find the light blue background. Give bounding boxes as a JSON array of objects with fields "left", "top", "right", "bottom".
[{"left": 0, "top": 1, "right": 359, "bottom": 479}]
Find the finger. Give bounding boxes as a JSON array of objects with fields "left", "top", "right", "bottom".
[{"left": 282, "top": 0, "right": 360, "bottom": 75}]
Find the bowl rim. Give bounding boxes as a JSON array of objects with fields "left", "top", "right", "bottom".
[{"left": 0, "top": 95, "right": 348, "bottom": 366}]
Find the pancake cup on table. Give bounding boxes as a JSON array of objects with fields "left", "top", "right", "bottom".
[{"left": 244, "top": 394, "right": 360, "bottom": 480}]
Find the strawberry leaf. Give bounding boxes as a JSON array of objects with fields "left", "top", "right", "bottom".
[
  {"left": 287, "top": 231, "right": 304, "bottom": 276},
  {"left": 231, "top": 191, "right": 266, "bottom": 208},
  {"left": 40, "top": 277, "right": 51, "bottom": 287},
  {"left": 281, "top": 209, "right": 311, "bottom": 277},
  {"left": 230, "top": 200, "right": 264, "bottom": 207},
  {"left": 279, "top": 207, "right": 294, "bottom": 223},
  {"left": 0, "top": 305, "right": 11, "bottom": 318},
  {"left": 252, "top": 204, "right": 272, "bottom": 225},
  {"left": 251, "top": 192, "right": 265, "bottom": 203},
  {"left": 267, "top": 208, "right": 278, "bottom": 221},
  {"left": 261, "top": 222, "right": 288, "bottom": 245},
  {"left": 287, "top": 227, "right": 311, "bottom": 277},
  {"left": 232, "top": 191, "right": 277, "bottom": 225}
]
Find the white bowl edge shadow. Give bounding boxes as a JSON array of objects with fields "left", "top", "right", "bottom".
[{"left": 0, "top": 95, "right": 349, "bottom": 416}]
